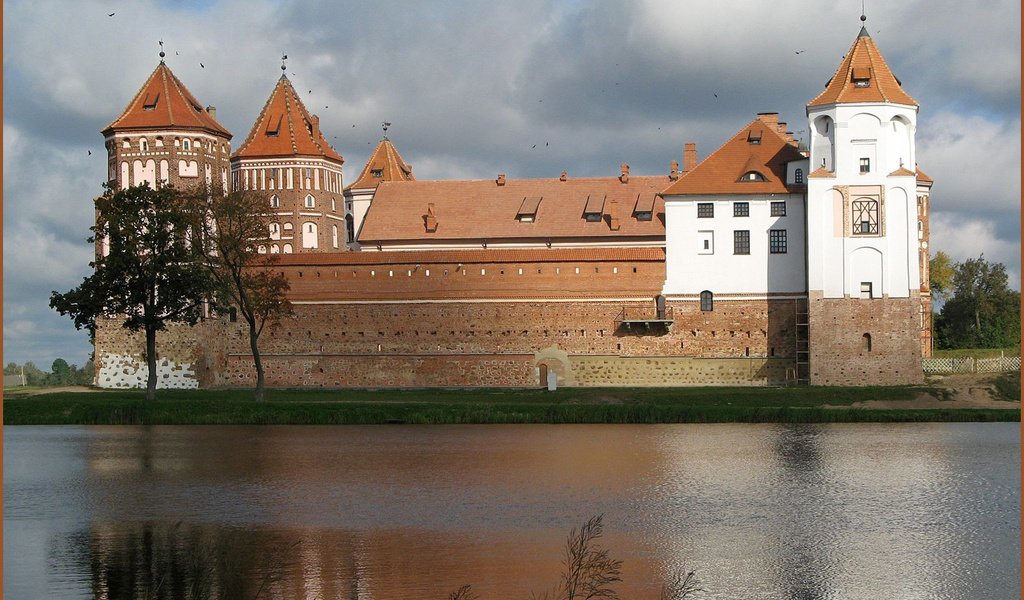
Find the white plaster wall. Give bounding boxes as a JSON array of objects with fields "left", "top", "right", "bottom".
[
  {"left": 663, "top": 193, "right": 806, "bottom": 296},
  {"left": 97, "top": 353, "right": 199, "bottom": 389}
]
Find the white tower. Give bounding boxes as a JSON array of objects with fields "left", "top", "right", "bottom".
[{"left": 804, "top": 19, "right": 927, "bottom": 385}]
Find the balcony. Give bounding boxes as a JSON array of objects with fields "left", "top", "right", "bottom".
[{"left": 615, "top": 306, "right": 674, "bottom": 333}]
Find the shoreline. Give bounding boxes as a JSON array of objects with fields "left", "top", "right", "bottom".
[{"left": 4, "top": 380, "right": 1019, "bottom": 425}]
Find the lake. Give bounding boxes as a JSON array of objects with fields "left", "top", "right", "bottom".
[{"left": 4, "top": 423, "right": 1019, "bottom": 599}]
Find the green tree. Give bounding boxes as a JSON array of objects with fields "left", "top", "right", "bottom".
[
  {"left": 49, "top": 358, "right": 73, "bottom": 386},
  {"left": 935, "top": 255, "right": 1020, "bottom": 349},
  {"left": 929, "top": 250, "right": 955, "bottom": 303},
  {"left": 4, "top": 362, "right": 19, "bottom": 375},
  {"left": 187, "top": 188, "right": 291, "bottom": 402},
  {"left": 50, "top": 183, "right": 215, "bottom": 400},
  {"left": 22, "top": 361, "right": 46, "bottom": 386}
]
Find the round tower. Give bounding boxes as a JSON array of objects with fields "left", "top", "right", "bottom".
[{"left": 230, "top": 64, "right": 346, "bottom": 254}]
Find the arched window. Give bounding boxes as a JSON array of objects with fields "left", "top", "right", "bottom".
[
  {"left": 332, "top": 225, "right": 339, "bottom": 248},
  {"left": 257, "top": 245, "right": 267, "bottom": 254},
  {"left": 283, "top": 243, "right": 293, "bottom": 254},
  {"left": 140, "top": 138, "right": 148, "bottom": 152},
  {"left": 862, "top": 333, "right": 872, "bottom": 352},
  {"left": 302, "top": 222, "right": 318, "bottom": 248},
  {"left": 269, "top": 223, "right": 281, "bottom": 240},
  {"left": 270, "top": 244, "right": 280, "bottom": 254},
  {"left": 182, "top": 139, "right": 191, "bottom": 151},
  {"left": 794, "top": 168, "right": 804, "bottom": 184},
  {"left": 270, "top": 195, "right": 280, "bottom": 208},
  {"left": 741, "top": 171, "right": 765, "bottom": 182},
  {"left": 304, "top": 194, "right": 315, "bottom": 208},
  {"left": 852, "top": 199, "right": 879, "bottom": 235},
  {"left": 345, "top": 214, "right": 355, "bottom": 243},
  {"left": 700, "top": 290, "right": 713, "bottom": 312}
]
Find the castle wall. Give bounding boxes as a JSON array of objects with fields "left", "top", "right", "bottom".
[
  {"left": 94, "top": 296, "right": 802, "bottom": 389},
  {"left": 807, "top": 291, "right": 924, "bottom": 386}
]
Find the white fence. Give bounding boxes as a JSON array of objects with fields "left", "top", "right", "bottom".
[{"left": 923, "top": 356, "right": 1021, "bottom": 374}]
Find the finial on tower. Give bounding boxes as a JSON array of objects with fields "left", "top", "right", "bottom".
[
  {"left": 280, "top": 53, "right": 288, "bottom": 77},
  {"left": 382, "top": 121, "right": 391, "bottom": 140},
  {"left": 158, "top": 39, "right": 165, "bottom": 62},
  {"left": 858, "top": 1, "right": 870, "bottom": 36}
]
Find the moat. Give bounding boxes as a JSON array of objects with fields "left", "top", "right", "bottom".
[{"left": 4, "top": 423, "right": 1019, "bottom": 599}]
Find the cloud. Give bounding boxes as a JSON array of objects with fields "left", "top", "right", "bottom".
[{"left": 930, "top": 214, "right": 1021, "bottom": 290}]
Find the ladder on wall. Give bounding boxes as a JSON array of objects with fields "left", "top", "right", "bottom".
[{"left": 794, "top": 298, "right": 810, "bottom": 384}]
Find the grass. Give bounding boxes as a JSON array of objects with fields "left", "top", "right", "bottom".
[
  {"left": 932, "top": 347, "right": 1020, "bottom": 359},
  {"left": 3, "top": 385, "right": 1019, "bottom": 425}
]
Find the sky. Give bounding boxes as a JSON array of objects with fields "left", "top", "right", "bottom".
[{"left": 3, "top": 0, "right": 1020, "bottom": 368}]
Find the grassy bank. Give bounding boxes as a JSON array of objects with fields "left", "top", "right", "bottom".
[{"left": 3, "top": 385, "right": 1018, "bottom": 425}]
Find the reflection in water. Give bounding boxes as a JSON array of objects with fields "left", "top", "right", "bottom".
[{"left": 4, "top": 424, "right": 1020, "bottom": 599}]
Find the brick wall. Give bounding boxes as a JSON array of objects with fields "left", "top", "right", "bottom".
[{"left": 807, "top": 292, "right": 924, "bottom": 385}]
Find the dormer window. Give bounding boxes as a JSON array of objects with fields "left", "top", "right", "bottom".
[
  {"left": 371, "top": 169, "right": 383, "bottom": 178},
  {"left": 635, "top": 211, "right": 653, "bottom": 221},
  {"left": 517, "top": 196, "right": 542, "bottom": 223},
  {"left": 741, "top": 171, "right": 766, "bottom": 182},
  {"left": 265, "top": 115, "right": 282, "bottom": 138},
  {"left": 583, "top": 194, "right": 605, "bottom": 223},
  {"left": 747, "top": 129, "right": 762, "bottom": 144},
  {"left": 634, "top": 195, "right": 655, "bottom": 222},
  {"left": 852, "top": 67, "right": 871, "bottom": 88},
  {"left": 142, "top": 92, "right": 159, "bottom": 111}
]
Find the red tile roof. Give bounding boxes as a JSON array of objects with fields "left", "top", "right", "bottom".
[
  {"left": 232, "top": 76, "right": 342, "bottom": 162},
  {"left": 807, "top": 30, "right": 917, "bottom": 107},
  {"left": 357, "top": 175, "right": 670, "bottom": 243},
  {"left": 660, "top": 117, "right": 805, "bottom": 196},
  {"left": 347, "top": 138, "right": 415, "bottom": 190},
  {"left": 915, "top": 166, "right": 933, "bottom": 184},
  {"left": 103, "top": 62, "right": 230, "bottom": 137}
]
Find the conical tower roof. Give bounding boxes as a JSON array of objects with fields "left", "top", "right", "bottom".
[
  {"left": 103, "top": 62, "right": 231, "bottom": 137},
  {"left": 807, "top": 29, "right": 917, "bottom": 107},
  {"left": 347, "top": 137, "right": 415, "bottom": 190},
  {"left": 232, "top": 75, "right": 342, "bottom": 163}
]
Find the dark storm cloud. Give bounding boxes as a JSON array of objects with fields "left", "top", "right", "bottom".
[{"left": 3, "top": 0, "right": 1019, "bottom": 366}]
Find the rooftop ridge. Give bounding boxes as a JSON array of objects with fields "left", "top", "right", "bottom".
[{"left": 103, "top": 62, "right": 231, "bottom": 137}]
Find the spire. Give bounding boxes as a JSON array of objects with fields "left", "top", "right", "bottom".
[
  {"left": 280, "top": 53, "right": 288, "bottom": 79},
  {"left": 858, "top": 3, "right": 870, "bottom": 37},
  {"left": 807, "top": 26, "right": 916, "bottom": 108},
  {"left": 103, "top": 62, "right": 230, "bottom": 137},
  {"left": 232, "top": 75, "right": 342, "bottom": 162},
  {"left": 347, "top": 137, "right": 415, "bottom": 190}
]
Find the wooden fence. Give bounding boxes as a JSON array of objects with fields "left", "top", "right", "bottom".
[{"left": 923, "top": 356, "right": 1021, "bottom": 374}]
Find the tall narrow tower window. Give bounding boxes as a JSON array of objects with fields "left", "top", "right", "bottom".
[
  {"left": 304, "top": 195, "right": 315, "bottom": 208},
  {"left": 270, "top": 195, "right": 280, "bottom": 208},
  {"left": 700, "top": 290, "right": 714, "bottom": 312}
]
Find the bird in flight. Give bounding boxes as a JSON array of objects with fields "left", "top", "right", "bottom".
[
  {"left": 531, "top": 144, "right": 536, "bottom": 149},
  {"left": 795, "top": 50, "right": 805, "bottom": 54},
  {"left": 88, "top": 150, "right": 92, "bottom": 155},
  {"left": 713, "top": 93, "right": 718, "bottom": 98},
  {"left": 108, "top": 12, "right": 115, "bottom": 16},
  {"left": 200, "top": 63, "right": 205, "bottom": 68}
]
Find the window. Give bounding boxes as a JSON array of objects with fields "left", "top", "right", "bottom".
[
  {"left": 852, "top": 199, "right": 879, "bottom": 235},
  {"left": 733, "top": 202, "right": 749, "bottom": 217},
  {"left": 794, "top": 168, "right": 804, "bottom": 184},
  {"left": 270, "top": 195, "right": 280, "bottom": 208},
  {"left": 269, "top": 223, "right": 281, "bottom": 240},
  {"left": 700, "top": 290, "right": 713, "bottom": 312},
  {"left": 584, "top": 212, "right": 602, "bottom": 222},
  {"left": 860, "top": 282, "right": 873, "bottom": 299},
  {"left": 182, "top": 139, "right": 191, "bottom": 151},
  {"left": 635, "top": 211, "right": 653, "bottom": 221},
  {"left": 140, "top": 138, "right": 148, "bottom": 152},
  {"left": 742, "top": 171, "right": 765, "bottom": 182},
  {"left": 733, "top": 230, "right": 750, "bottom": 255},
  {"left": 304, "top": 195, "right": 315, "bottom": 208},
  {"left": 345, "top": 214, "right": 355, "bottom": 243},
  {"left": 769, "top": 229, "right": 787, "bottom": 254},
  {"left": 371, "top": 169, "right": 383, "bottom": 178},
  {"left": 697, "top": 231, "right": 713, "bottom": 254},
  {"left": 697, "top": 203, "right": 714, "bottom": 218},
  {"left": 859, "top": 158, "right": 870, "bottom": 173},
  {"left": 771, "top": 201, "right": 787, "bottom": 217},
  {"left": 862, "top": 333, "right": 872, "bottom": 351}
]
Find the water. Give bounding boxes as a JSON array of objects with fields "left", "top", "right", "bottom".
[{"left": 4, "top": 423, "right": 1019, "bottom": 599}]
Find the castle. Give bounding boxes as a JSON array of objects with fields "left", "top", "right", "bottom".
[{"left": 93, "top": 23, "right": 933, "bottom": 389}]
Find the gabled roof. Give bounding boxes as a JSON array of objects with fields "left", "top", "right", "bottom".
[
  {"left": 232, "top": 75, "right": 342, "bottom": 163},
  {"left": 916, "top": 166, "right": 933, "bottom": 185},
  {"left": 347, "top": 138, "right": 415, "bottom": 190},
  {"left": 807, "top": 29, "right": 917, "bottom": 107},
  {"left": 660, "top": 116, "right": 805, "bottom": 196},
  {"left": 358, "top": 175, "right": 669, "bottom": 243},
  {"left": 103, "top": 62, "right": 231, "bottom": 138}
]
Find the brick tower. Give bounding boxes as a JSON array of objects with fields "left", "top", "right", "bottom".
[
  {"left": 101, "top": 53, "right": 232, "bottom": 193},
  {"left": 804, "top": 18, "right": 928, "bottom": 385},
  {"left": 230, "top": 64, "right": 346, "bottom": 254}
]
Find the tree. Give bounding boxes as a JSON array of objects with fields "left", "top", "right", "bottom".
[
  {"left": 929, "top": 250, "right": 955, "bottom": 303},
  {"left": 21, "top": 362, "right": 46, "bottom": 387},
  {"left": 50, "top": 183, "right": 215, "bottom": 400},
  {"left": 187, "top": 188, "right": 291, "bottom": 401},
  {"left": 49, "top": 358, "right": 73, "bottom": 386},
  {"left": 935, "top": 254, "right": 1020, "bottom": 349}
]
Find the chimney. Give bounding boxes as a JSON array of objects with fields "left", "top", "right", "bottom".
[
  {"left": 608, "top": 199, "right": 621, "bottom": 231},
  {"left": 424, "top": 203, "right": 438, "bottom": 232},
  {"left": 205, "top": 106, "right": 217, "bottom": 118},
  {"left": 669, "top": 160, "right": 680, "bottom": 180},
  {"left": 559, "top": 170, "right": 568, "bottom": 182},
  {"left": 619, "top": 163, "right": 629, "bottom": 184},
  {"left": 756, "top": 112, "right": 779, "bottom": 127},
  {"left": 311, "top": 114, "right": 321, "bottom": 140},
  {"left": 683, "top": 143, "right": 697, "bottom": 174},
  {"left": 496, "top": 173, "right": 506, "bottom": 186}
]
